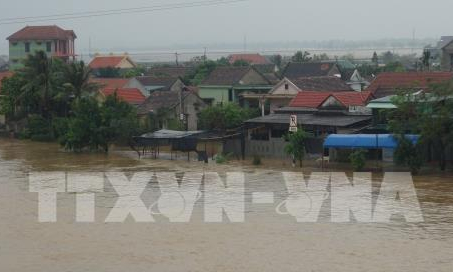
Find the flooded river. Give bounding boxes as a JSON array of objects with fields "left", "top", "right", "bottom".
[{"left": 0, "top": 139, "right": 452, "bottom": 271}]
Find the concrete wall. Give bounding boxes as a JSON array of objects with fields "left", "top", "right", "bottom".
[
  {"left": 175, "top": 93, "right": 207, "bottom": 131},
  {"left": 9, "top": 40, "right": 53, "bottom": 70}
]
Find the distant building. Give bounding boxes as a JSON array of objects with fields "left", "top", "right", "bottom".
[
  {"left": 96, "top": 88, "right": 145, "bottom": 106},
  {"left": 7, "top": 25, "right": 77, "bottom": 70},
  {"left": 198, "top": 66, "right": 272, "bottom": 106},
  {"left": 90, "top": 78, "right": 130, "bottom": 90},
  {"left": 146, "top": 66, "right": 194, "bottom": 78},
  {"left": 244, "top": 91, "right": 373, "bottom": 158},
  {"left": 228, "top": 53, "right": 270, "bottom": 65},
  {"left": 365, "top": 72, "right": 453, "bottom": 98},
  {"left": 281, "top": 62, "right": 341, "bottom": 80},
  {"left": 241, "top": 76, "right": 353, "bottom": 114},
  {"left": 125, "top": 76, "right": 185, "bottom": 97},
  {"left": 137, "top": 89, "right": 206, "bottom": 131},
  {"left": 342, "top": 69, "right": 370, "bottom": 92},
  {"left": 89, "top": 55, "right": 136, "bottom": 76},
  {"left": 440, "top": 37, "right": 453, "bottom": 71}
]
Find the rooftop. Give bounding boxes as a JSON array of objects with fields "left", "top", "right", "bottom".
[
  {"left": 7, "top": 25, "right": 76, "bottom": 41},
  {"left": 282, "top": 62, "right": 339, "bottom": 79},
  {"left": 89, "top": 55, "right": 135, "bottom": 69},
  {"left": 290, "top": 91, "right": 372, "bottom": 108},
  {"left": 228, "top": 54, "right": 269, "bottom": 65},
  {"left": 100, "top": 88, "right": 145, "bottom": 105},
  {"left": 291, "top": 76, "right": 352, "bottom": 92},
  {"left": 245, "top": 113, "right": 372, "bottom": 127},
  {"left": 366, "top": 72, "right": 453, "bottom": 98},
  {"left": 201, "top": 66, "right": 252, "bottom": 86}
]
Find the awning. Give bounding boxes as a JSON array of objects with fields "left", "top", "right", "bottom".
[{"left": 323, "top": 134, "right": 419, "bottom": 149}]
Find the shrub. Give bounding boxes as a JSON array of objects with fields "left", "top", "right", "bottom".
[
  {"left": 252, "top": 155, "right": 262, "bottom": 165},
  {"left": 349, "top": 149, "right": 367, "bottom": 171},
  {"left": 215, "top": 153, "right": 233, "bottom": 164}
]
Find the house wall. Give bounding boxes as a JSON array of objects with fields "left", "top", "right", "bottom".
[
  {"left": 239, "top": 69, "right": 270, "bottom": 85},
  {"left": 198, "top": 86, "right": 230, "bottom": 105},
  {"left": 9, "top": 40, "right": 53, "bottom": 70},
  {"left": 175, "top": 93, "right": 207, "bottom": 131},
  {"left": 9, "top": 39, "right": 74, "bottom": 70},
  {"left": 118, "top": 58, "right": 136, "bottom": 69},
  {"left": 170, "top": 79, "right": 185, "bottom": 92},
  {"left": 269, "top": 98, "right": 293, "bottom": 113},
  {"left": 441, "top": 43, "right": 453, "bottom": 71},
  {"left": 124, "top": 78, "right": 148, "bottom": 96}
]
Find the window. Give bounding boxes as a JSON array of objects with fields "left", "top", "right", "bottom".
[
  {"left": 46, "top": 42, "right": 52, "bottom": 52},
  {"left": 25, "top": 42, "right": 30, "bottom": 53},
  {"left": 285, "top": 83, "right": 289, "bottom": 90}
]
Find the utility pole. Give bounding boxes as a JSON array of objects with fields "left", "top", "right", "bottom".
[
  {"left": 203, "top": 47, "right": 207, "bottom": 63},
  {"left": 243, "top": 34, "right": 247, "bottom": 53},
  {"left": 88, "top": 37, "right": 92, "bottom": 58},
  {"left": 175, "top": 52, "right": 179, "bottom": 66}
]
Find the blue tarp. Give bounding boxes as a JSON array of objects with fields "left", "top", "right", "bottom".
[{"left": 323, "top": 134, "right": 419, "bottom": 149}]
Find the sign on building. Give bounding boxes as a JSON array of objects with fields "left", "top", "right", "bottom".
[{"left": 289, "top": 115, "right": 298, "bottom": 132}]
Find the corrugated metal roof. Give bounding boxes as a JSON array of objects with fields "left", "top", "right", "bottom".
[{"left": 324, "top": 134, "right": 419, "bottom": 149}]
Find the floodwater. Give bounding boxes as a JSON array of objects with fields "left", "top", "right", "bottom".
[{"left": 0, "top": 139, "right": 452, "bottom": 272}]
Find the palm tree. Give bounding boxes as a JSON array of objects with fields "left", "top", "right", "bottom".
[
  {"left": 19, "top": 51, "right": 54, "bottom": 119},
  {"left": 62, "top": 61, "right": 98, "bottom": 99}
]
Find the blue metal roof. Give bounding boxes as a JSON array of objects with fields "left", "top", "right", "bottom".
[{"left": 323, "top": 134, "right": 419, "bottom": 149}]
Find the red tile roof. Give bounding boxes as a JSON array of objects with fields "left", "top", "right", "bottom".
[
  {"left": 289, "top": 91, "right": 331, "bottom": 108},
  {"left": 366, "top": 72, "right": 453, "bottom": 98},
  {"left": 100, "top": 88, "right": 145, "bottom": 105},
  {"left": 89, "top": 55, "right": 134, "bottom": 69},
  {"left": 331, "top": 91, "right": 373, "bottom": 107},
  {"left": 7, "top": 25, "right": 76, "bottom": 41},
  {"left": 90, "top": 78, "right": 130, "bottom": 89},
  {"left": 0, "top": 71, "right": 14, "bottom": 92},
  {"left": 228, "top": 54, "right": 269, "bottom": 65},
  {"left": 289, "top": 91, "right": 372, "bottom": 108}
]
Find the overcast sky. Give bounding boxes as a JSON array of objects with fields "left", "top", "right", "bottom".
[{"left": 1, "top": 0, "right": 452, "bottom": 55}]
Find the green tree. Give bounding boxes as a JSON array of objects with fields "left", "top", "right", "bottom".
[
  {"left": 372, "top": 52, "right": 379, "bottom": 66},
  {"left": 18, "top": 51, "right": 56, "bottom": 119},
  {"left": 233, "top": 59, "right": 250, "bottom": 67},
  {"left": 269, "top": 54, "right": 282, "bottom": 67},
  {"left": 95, "top": 67, "right": 121, "bottom": 78},
  {"left": 420, "top": 50, "right": 431, "bottom": 71},
  {"left": 292, "top": 51, "right": 312, "bottom": 62},
  {"left": 198, "top": 103, "right": 258, "bottom": 131},
  {"left": 61, "top": 61, "right": 98, "bottom": 99},
  {"left": 123, "top": 65, "right": 146, "bottom": 78},
  {"left": 284, "top": 128, "right": 309, "bottom": 167},
  {"left": 388, "top": 80, "right": 453, "bottom": 171}
]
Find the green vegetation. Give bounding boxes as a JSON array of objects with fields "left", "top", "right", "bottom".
[
  {"left": 349, "top": 149, "right": 367, "bottom": 171},
  {"left": 0, "top": 51, "right": 139, "bottom": 153},
  {"left": 388, "top": 80, "right": 453, "bottom": 172},
  {"left": 284, "top": 128, "right": 309, "bottom": 167},
  {"left": 252, "top": 155, "right": 262, "bottom": 165},
  {"left": 215, "top": 153, "right": 233, "bottom": 164},
  {"left": 198, "top": 103, "right": 259, "bottom": 131}
]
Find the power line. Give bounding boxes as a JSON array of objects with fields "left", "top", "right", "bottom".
[{"left": 0, "top": 0, "right": 248, "bottom": 25}]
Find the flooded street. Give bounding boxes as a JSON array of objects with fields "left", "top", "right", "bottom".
[{"left": 1, "top": 139, "right": 453, "bottom": 272}]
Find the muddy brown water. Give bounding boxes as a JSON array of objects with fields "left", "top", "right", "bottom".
[{"left": 0, "top": 139, "right": 452, "bottom": 272}]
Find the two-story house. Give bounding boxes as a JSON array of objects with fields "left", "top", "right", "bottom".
[{"left": 7, "top": 25, "right": 76, "bottom": 70}]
